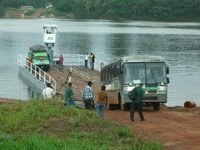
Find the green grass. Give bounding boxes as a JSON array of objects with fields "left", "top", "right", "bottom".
[{"left": 0, "top": 99, "right": 163, "bottom": 150}]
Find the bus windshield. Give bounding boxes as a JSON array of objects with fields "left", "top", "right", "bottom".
[{"left": 124, "top": 62, "right": 167, "bottom": 84}]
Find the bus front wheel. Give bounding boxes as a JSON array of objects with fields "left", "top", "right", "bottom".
[
  {"left": 153, "top": 102, "right": 160, "bottom": 111},
  {"left": 120, "top": 100, "right": 128, "bottom": 111},
  {"left": 121, "top": 103, "right": 126, "bottom": 111}
]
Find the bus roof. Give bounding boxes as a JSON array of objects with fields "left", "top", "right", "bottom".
[{"left": 120, "top": 55, "right": 165, "bottom": 63}]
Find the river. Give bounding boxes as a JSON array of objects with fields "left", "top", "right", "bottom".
[{"left": 0, "top": 18, "right": 200, "bottom": 106}]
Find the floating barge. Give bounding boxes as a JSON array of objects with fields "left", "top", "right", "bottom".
[{"left": 17, "top": 54, "right": 103, "bottom": 102}]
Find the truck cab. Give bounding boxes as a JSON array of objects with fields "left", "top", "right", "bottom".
[{"left": 28, "top": 44, "right": 50, "bottom": 71}]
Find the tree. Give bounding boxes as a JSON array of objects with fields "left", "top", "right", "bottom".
[{"left": 0, "top": 7, "right": 5, "bottom": 17}]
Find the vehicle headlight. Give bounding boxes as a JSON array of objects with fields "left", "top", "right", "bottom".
[{"left": 157, "top": 85, "right": 166, "bottom": 93}]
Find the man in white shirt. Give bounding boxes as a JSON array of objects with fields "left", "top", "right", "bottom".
[
  {"left": 42, "top": 82, "right": 55, "bottom": 99},
  {"left": 84, "top": 53, "right": 89, "bottom": 68}
]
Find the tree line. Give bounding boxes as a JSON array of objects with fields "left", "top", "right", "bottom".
[{"left": 1, "top": 0, "right": 200, "bottom": 21}]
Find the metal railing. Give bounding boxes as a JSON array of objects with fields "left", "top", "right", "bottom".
[
  {"left": 63, "top": 54, "right": 84, "bottom": 66},
  {"left": 62, "top": 54, "right": 107, "bottom": 71},
  {"left": 17, "top": 55, "right": 56, "bottom": 92}
]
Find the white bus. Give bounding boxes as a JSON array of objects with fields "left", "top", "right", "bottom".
[{"left": 100, "top": 55, "right": 170, "bottom": 111}]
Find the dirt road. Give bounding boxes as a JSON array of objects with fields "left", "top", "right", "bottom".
[
  {"left": 49, "top": 66, "right": 200, "bottom": 150},
  {"left": 105, "top": 106, "right": 200, "bottom": 150}
]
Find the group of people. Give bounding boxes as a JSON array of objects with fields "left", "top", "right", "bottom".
[
  {"left": 63, "top": 80, "right": 145, "bottom": 121},
  {"left": 63, "top": 80, "right": 107, "bottom": 119},
  {"left": 42, "top": 80, "right": 146, "bottom": 121},
  {"left": 57, "top": 52, "right": 95, "bottom": 70},
  {"left": 41, "top": 80, "right": 106, "bottom": 119},
  {"left": 84, "top": 52, "right": 95, "bottom": 70}
]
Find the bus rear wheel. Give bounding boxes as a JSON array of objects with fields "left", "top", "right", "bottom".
[
  {"left": 106, "top": 103, "right": 111, "bottom": 110},
  {"left": 153, "top": 102, "right": 160, "bottom": 111}
]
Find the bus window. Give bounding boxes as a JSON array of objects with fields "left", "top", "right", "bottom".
[
  {"left": 108, "top": 67, "right": 111, "bottom": 80},
  {"left": 106, "top": 67, "right": 111, "bottom": 81},
  {"left": 105, "top": 68, "right": 108, "bottom": 81},
  {"left": 116, "top": 63, "right": 121, "bottom": 77},
  {"left": 111, "top": 66, "right": 114, "bottom": 78},
  {"left": 112, "top": 65, "right": 116, "bottom": 77},
  {"left": 146, "top": 63, "right": 166, "bottom": 84},
  {"left": 113, "top": 64, "right": 118, "bottom": 78},
  {"left": 123, "top": 63, "right": 145, "bottom": 84}
]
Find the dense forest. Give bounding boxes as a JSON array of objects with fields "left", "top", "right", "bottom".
[{"left": 0, "top": 0, "right": 200, "bottom": 21}]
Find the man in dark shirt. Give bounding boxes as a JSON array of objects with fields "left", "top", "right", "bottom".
[
  {"left": 64, "top": 82, "right": 74, "bottom": 107},
  {"left": 130, "top": 83, "right": 145, "bottom": 122}
]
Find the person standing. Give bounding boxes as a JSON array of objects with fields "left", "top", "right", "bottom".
[
  {"left": 130, "top": 83, "right": 145, "bottom": 121},
  {"left": 64, "top": 82, "right": 74, "bottom": 107},
  {"left": 83, "top": 81, "right": 94, "bottom": 110},
  {"left": 84, "top": 53, "right": 89, "bottom": 68},
  {"left": 96, "top": 85, "right": 107, "bottom": 119},
  {"left": 42, "top": 82, "right": 55, "bottom": 99},
  {"left": 89, "top": 52, "right": 95, "bottom": 70},
  {"left": 59, "top": 54, "right": 64, "bottom": 69}
]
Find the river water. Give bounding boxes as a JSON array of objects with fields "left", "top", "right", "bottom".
[{"left": 0, "top": 18, "right": 200, "bottom": 106}]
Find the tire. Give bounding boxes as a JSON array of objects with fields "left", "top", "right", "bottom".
[
  {"left": 119, "top": 95, "right": 124, "bottom": 111},
  {"left": 106, "top": 97, "right": 113, "bottom": 110},
  {"left": 46, "top": 65, "right": 50, "bottom": 71},
  {"left": 120, "top": 103, "right": 126, "bottom": 111},
  {"left": 106, "top": 103, "right": 111, "bottom": 110},
  {"left": 106, "top": 103, "right": 115, "bottom": 110},
  {"left": 120, "top": 98, "right": 127, "bottom": 111},
  {"left": 153, "top": 102, "right": 160, "bottom": 111}
]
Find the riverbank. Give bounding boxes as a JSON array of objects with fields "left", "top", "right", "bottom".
[
  {"left": 4, "top": 8, "right": 51, "bottom": 19},
  {"left": 2, "top": 64, "right": 200, "bottom": 149},
  {"left": 0, "top": 99, "right": 162, "bottom": 150},
  {"left": 49, "top": 65, "right": 200, "bottom": 149}
]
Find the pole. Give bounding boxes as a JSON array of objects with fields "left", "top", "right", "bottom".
[{"left": 68, "top": 67, "right": 73, "bottom": 83}]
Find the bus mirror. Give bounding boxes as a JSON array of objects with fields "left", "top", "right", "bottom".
[
  {"left": 167, "top": 77, "right": 170, "bottom": 84},
  {"left": 166, "top": 67, "right": 169, "bottom": 74}
]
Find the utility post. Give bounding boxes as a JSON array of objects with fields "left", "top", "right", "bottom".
[
  {"left": 43, "top": 24, "right": 57, "bottom": 64},
  {"left": 68, "top": 67, "right": 73, "bottom": 83}
]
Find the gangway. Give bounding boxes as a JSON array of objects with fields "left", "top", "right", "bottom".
[{"left": 17, "top": 54, "right": 56, "bottom": 96}]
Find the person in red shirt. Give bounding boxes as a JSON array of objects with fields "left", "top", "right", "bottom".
[{"left": 59, "top": 54, "right": 64, "bottom": 69}]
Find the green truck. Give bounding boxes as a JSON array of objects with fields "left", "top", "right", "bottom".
[{"left": 28, "top": 44, "right": 50, "bottom": 71}]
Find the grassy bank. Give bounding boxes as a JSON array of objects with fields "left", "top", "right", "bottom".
[{"left": 0, "top": 99, "right": 162, "bottom": 150}]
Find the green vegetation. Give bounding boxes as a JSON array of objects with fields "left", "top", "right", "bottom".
[
  {"left": 1, "top": 0, "right": 200, "bottom": 21},
  {"left": 0, "top": 7, "right": 5, "bottom": 17},
  {"left": 0, "top": 99, "right": 162, "bottom": 150},
  {"left": 24, "top": 9, "right": 37, "bottom": 16}
]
